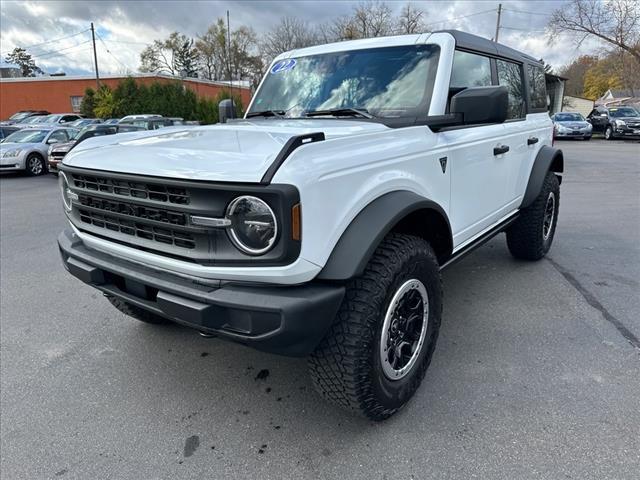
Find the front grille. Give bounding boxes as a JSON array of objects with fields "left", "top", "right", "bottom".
[
  {"left": 62, "top": 166, "right": 298, "bottom": 266},
  {"left": 72, "top": 173, "right": 190, "bottom": 205},
  {"left": 78, "top": 208, "right": 196, "bottom": 249},
  {"left": 78, "top": 194, "right": 187, "bottom": 226},
  {"left": 51, "top": 152, "right": 66, "bottom": 159}
]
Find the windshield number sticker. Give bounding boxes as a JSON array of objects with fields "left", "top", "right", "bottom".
[{"left": 271, "top": 59, "right": 296, "bottom": 74}]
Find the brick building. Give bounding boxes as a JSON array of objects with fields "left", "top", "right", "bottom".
[{"left": 0, "top": 73, "right": 252, "bottom": 120}]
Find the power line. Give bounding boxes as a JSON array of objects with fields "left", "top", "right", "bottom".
[
  {"left": 103, "top": 39, "right": 149, "bottom": 46},
  {"left": 29, "top": 40, "right": 93, "bottom": 59},
  {"left": 424, "top": 9, "right": 496, "bottom": 27},
  {"left": 21, "top": 29, "right": 90, "bottom": 51},
  {"left": 502, "top": 8, "right": 552, "bottom": 17},
  {"left": 500, "top": 25, "right": 547, "bottom": 34},
  {"left": 95, "top": 32, "right": 132, "bottom": 71}
]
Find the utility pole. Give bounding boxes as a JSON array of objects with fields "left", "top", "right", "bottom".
[
  {"left": 494, "top": 3, "right": 502, "bottom": 42},
  {"left": 90, "top": 22, "right": 100, "bottom": 88},
  {"left": 226, "top": 10, "right": 233, "bottom": 96}
]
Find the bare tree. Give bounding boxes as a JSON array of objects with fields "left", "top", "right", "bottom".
[
  {"left": 548, "top": 0, "right": 640, "bottom": 64},
  {"left": 352, "top": 1, "right": 394, "bottom": 38},
  {"left": 260, "top": 17, "right": 319, "bottom": 63},
  {"left": 397, "top": 3, "right": 426, "bottom": 34},
  {"left": 194, "top": 19, "right": 263, "bottom": 87},
  {"left": 140, "top": 32, "right": 198, "bottom": 75},
  {"left": 324, "top": 1, "right": 395, "bottom": 41}
]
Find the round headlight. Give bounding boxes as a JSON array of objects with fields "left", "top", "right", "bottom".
[
  {"left": 226, "top": 196, "right": 278, "bottom": 255},
  {"left": 59, "top": 171, "right": 73, "bottom": 211}
]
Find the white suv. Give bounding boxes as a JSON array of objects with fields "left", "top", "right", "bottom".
[{"left": 58, "top": 30, "right": 563, "bottom": 420}]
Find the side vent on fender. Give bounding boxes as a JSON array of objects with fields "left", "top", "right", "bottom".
[{"left": 261, "top": 132, "right": 325, "bottom": 184}]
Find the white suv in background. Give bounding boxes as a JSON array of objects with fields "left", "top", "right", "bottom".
[{"left": 58, "top": 30, "right": 563, "bottom": 420}]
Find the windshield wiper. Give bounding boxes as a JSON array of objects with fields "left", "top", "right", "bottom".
[
  {"left": 246, "top": 110, "right": 285, "bottom": 118},
  {"left": 305, "top": 108, "right": 374, "bottom": 119}
]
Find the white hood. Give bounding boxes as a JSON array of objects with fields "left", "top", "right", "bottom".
[{"left": 63, "top": 119, "right": 389, "bottom": 183}]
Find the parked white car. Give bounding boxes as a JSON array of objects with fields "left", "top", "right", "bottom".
[
  {"left": 58, "top": 30, "right": 563, "bottom": 420},
  {"left": 0, "top": 126, "right": 78, "bottom": 175}
]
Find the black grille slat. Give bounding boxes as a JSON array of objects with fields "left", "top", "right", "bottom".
[
  {"left": 79, "top": 209, "right": 196, "bottom": 249},
  {"left": 72, "top": 174, "right": 190, "bottom": 205},
  {"left": 78, "top": 194, "right": 189, "bottom": 227}
]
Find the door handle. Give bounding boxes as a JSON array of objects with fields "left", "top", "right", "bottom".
[
  {"left": 527, "top": 137, "right": 539, "bottom": 145},
  {"left": 493, "top": 144, "right": 510, "bottom": 155}
]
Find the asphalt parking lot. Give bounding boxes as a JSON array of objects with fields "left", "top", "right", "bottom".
[{"left": 1, "top": 139, "right": 639, "bottom": 479}]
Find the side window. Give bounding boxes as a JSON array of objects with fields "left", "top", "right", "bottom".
[
  {"left": 48, "top": 130, "right": 68, "bottom": 143},
  {"left": 496, "top": 60, "right": 525, "bottom": 119},
  {"left": 450, "top": 50, "right": 492, "bottom": 89},
  {"left": 528, "top": 65, "right": 547, "bottom": 110}
]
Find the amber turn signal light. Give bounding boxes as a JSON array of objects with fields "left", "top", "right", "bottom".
[{"left": 291, "top": 203, "right": 301, "bottom": 241}]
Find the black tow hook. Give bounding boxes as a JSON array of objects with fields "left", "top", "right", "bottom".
[{"left": 198, "top": 331, "right": 217, "bottom": 338}]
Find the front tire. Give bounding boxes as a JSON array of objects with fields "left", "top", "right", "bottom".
[
  {"left": 308, "top": 234, "right": 442, "bottom": 421},
  {"left": 25, "top": 153, "right": 45, "bottom": 176},
  {"left": 506, "top": 171, "right": 560, "bottom": 260},
  {"left": 604, "top": 126, "right": 614, "bottom": 140}
]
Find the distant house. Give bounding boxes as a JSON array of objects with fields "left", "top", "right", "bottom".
[
  {"left": 546, "top": 73, "right": 567, "bottom": 115},
  {"left": 562, "top": 95, "right": 594, "bottom": 117},
  {"left": 597, "top": 89, "right": 640, "bottom": 109},
  {"left": 0, "top": 62, "right": 21, "bottom": 79}
]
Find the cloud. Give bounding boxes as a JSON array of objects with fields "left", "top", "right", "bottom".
[{"left": 0, "top": 0, "right": 598, "bottom": 75}]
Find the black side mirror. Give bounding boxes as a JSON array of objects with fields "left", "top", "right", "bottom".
[
  {"left": 218, "top": 99, "right": 236, "bottom": 124},
  {"left": 450, "top": 86, "right": 508, "bottom": 125}
]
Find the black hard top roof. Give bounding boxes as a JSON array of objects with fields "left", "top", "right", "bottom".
[{"left": 435, "top": 30, "right": 542, "bottom": 66}]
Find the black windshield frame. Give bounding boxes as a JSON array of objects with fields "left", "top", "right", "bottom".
[{"left": 248, "top": 44, "right": 441, "bottom": 122}]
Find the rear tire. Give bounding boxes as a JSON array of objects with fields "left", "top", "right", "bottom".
[
  {"left": 25, "top": 153, "right": 45, "bottom": 176},
  {"left": 308, "top": 234, "right": 442, "bottom": 421},
  {"left": 107, "top": 296, "right": 170, "bottom": 324},
  {"left": 506, "top": 171, "right": 560, "bottom": 261}
]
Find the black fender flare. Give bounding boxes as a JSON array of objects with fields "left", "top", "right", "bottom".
[
  {"left": 317, "top": 191, "right": 452, "bottom": 281},
  {"left": 520, "top": 145, "right": 564, "bottom": 208}
]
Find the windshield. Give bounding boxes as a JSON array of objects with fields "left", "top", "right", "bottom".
[
  {"left": 4, "top": 129, "right": 49, "bottom": 143},
  {"left": 9, "top": 112, "right": 32, "bottom": 121},
  {"left": 38, "top": 115, "right": 61, "bottom": 124},
  {"left": 20, "top": 116, "right": 46, "bottom": 124},
  {"left": 249, "top": 45, "right": 440, "bottom": 119},
  {"left": 554, "top": 113, "right": 584, "bottom": 121},
  {"left": 609, "top": 107, "right": 639, "bottom": 118}
]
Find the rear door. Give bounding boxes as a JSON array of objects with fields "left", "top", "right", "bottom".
[
  {"left": 445, "top": 50, "right": 516, "bottom": 247},
  {"left": 495, "top": 58, "right": 532, "bottom": 211}
]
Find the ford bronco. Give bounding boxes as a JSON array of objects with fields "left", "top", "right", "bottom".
[{"left": 58, "top": 30, "right": 563, "bottom": 420}]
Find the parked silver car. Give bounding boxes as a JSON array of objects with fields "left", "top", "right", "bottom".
[
  {"left": 551, "top": 112, "right": 592, "bottom": 140},
  {"left": 0, "top": 126, "right": 78, "bottom": 175},
  {"left": 30, "top": 113, "right": 83, "bottom": 126}
]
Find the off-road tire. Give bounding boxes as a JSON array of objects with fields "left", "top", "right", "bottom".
[
  {"left": 506, "top": 171, "right": 560, "bottom": 261},
  {"left": 25, "top": 153, "right": 45, "bottom": 176},
  {"left": 308, "top": 234, "right": 442, "bottom": 421},
  {"left": 107, "top": 296, "right": 170, "bottom": 324}
]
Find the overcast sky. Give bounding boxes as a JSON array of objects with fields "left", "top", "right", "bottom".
[{"left": 0, "top": 0, "right": 601, "bottom": 76}]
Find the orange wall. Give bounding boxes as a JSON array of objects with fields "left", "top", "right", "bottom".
[{"left": 0, "top": 76, "right": 252, "bottom": 120}]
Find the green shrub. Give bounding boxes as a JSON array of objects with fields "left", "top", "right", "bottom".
[{"left": 84, "top": 77, "right": 241, "bottom": 124}]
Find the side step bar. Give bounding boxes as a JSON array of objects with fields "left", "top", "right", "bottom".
[{"left": 440, "top": 213, "right": 519, "bottom": 271}]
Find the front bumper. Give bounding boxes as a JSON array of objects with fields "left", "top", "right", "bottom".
[
  {"left": 48, "top": 156, "right": 62, "bottom": 172},
  {"left": 614, "top": 126, "right": 640, "bottom": 137},
  {"left": 0, "top": 155, "right": 25, "bottom": 171},
  {"left": 555, "top": 129, "right": 591, "bottom": 138},
  {"left": 58, "top": 228, "right": 345, "bottom": 357}
]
